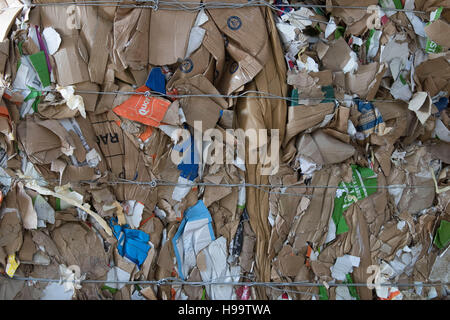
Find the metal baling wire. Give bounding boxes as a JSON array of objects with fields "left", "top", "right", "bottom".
[
  {"left": 4, "top": 275, "right": 319, "bottom": 297},
  {"left": 0, "top": 175, "right": 439, "bottom": 196},
  {"left": 20, "top": 0, "right": 428, "bottom": 13},
  {"left": 4, "top": 274, "right": 449, "bottom": 290},
  {"left": 2, "top": 86, "right": 417, "bottom": 104}
]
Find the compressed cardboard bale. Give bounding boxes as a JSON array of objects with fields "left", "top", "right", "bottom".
[{"left": 51, "top": 222, "right": 109, "bottom": 280}]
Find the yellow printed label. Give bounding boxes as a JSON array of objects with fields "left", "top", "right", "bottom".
[{"left": 6, "top": 254, "right": 19, "bottom": 278}]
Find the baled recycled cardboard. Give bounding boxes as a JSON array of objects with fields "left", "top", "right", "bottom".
[
  {"left": 89, "top": 111, "right": 125, "bottom": 199},
  {"left": 408, "top": 92, "right": 432, "bottom": 125},
  {"left": 203, "top": 175, "right": 232, "bottom": 208},
  {"left": 52, "top": 222, "right": 109, "bottom": 279},
  {"left": 121, "top": 132, "right": 158, "bottom": 210},
  {"left": 331, "top": 0, "right": 378, "bottom": 26},
  {"left": 16, "top": 182, "right": 38, "bottom": 230},
  {"left": 273, "top": 245, "right": 305, "bottom": 278},
  {"left": 67, "top": 82, "right": 97, "bottom": 113},
  {"left": 0, "top": 209, "right": 22, "bottom": 257},
  {"left": 322, "top": 37, "right": 353, "bottom": 72},
  {"left": 140, "top": 216, "right": 164, "bottom": 249},
  {"left": 323, "top": 106, "right": 350, "bottom": 143},
  {"left": 168, "top": 45, "right": 214, "bottom": 86},
  {"left": 205, "top": 0, "right": 268, "bottom": 64},
  {"left": 37, "top": 100, "right": 79, "bottom": 119},
  {"left": 427, "top": 141, "right": 450, "bottom": 164},
  {"left": 201, "top": 16, "right": 225, "bottom": 86},
  {"left": 0, "top": 40, "right": 9, "bottom": 75},
  {"left": 0, "top": 272, "right": 25, "bottom": 300},
  {"left": 235, "top": 8, "right": 287, "bottom": 298},
  {"left": 18, "top": 231, "right": 36, "bottom": 263},
  {"left": 206, "top": 0, "right": 270, "bottom": 94},
  {"left": 182, "top": 267, "right": 203, "bottom": 300},
  {"left": 284, "top": 103, "right": 335, "bottom": 147},
  {"left": 239, "top": 220, "right": 256, "bottom": 273},
  {"left": 17, "top": 116, "right": 65, "bottom": 165},
  {"left": 217, "top": 42, "right": 264, "bottom": 95},
  {"left": 39, "top": 4, "right": 78, "bottom": 38},
  {"left": 345, "top": 205, "right": 373, "bottom": 300},
  {"left": 425, "top": 19, "right": 450, "bottom": 49},
  {"left": 172, "top": 74, "right": 227, "bottom": 131},
  {"left": 297, "top": 130, "right": 355, "bottom": 166},
  {"left": 31, "top": 230, "right": 62, "bottom": 263},
  {"left": 293, "top": 166, "right": 343, "bottom": 254},
  {"left": 53, "top": 36, "right": 90, "bottom": 87},
  {"left": 268, "top": 172, "right": 305, "bottom": 258},
  {"left": 78, "top": 7, "right": 112, "bottom": 84},
  {"left": 0, "top": 3, "right": 22, "bottom": 42},
  {"left": 345, "top": 62, "right": 379, "bottom": 99},
  {"left": 415, "top": 57, "right": 450, "bottom": 97},
  {"left": 113, "top": 8, "right": 149, "bottom": 71},
  {"left": 149, "top": 0, "right": 198, "bottom": 66}
]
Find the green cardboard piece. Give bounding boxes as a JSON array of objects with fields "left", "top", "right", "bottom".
[
  {"left": 29, "top": 51, "right": 50, "bottom": 88},
  {"left": 332, "top": 165, "right": 378, "bottom": 235},
  {"left": 434, "top": 220, "right": 450, "bottom": 249}
]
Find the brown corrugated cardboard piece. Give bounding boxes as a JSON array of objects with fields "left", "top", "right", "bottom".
[
  {"left": 0, "top": 208, "right": 22, "bottom": 259},
  {"left": 0, "top": 40, "right": 9, "bottom": 75},
  {"left": 236, "top": 7, "right": 287, "bottom": 299},
  {"left": 293, "top": 166, "right": 343, "bottom": 254},
  {"left": 113, "top": 8, "right": 149, "bottom": 71},
  {"left": 331, "top": 0, "right": 378, "bottom": 26},
  {"left": 78, "top": 6, "right": 112, "bottom": 84},
  {"left": 345, "top": 62, "right": 380, "bottom": 99},
  {"left": 53, "top": 36, "right": 90, "bottom": 86},
  {"left": 321, "top": 37, "right": 353, "bottom": 72},
  {"left": 284, "top": 103, "right": 335, "bottom": 148},
  {"left": 17, "top": 116, "right": 67, "bottom": 165},
  {"left": 149, "top": 0, "right": 198, "bottom": 66},
  {"left": 206, "top": 0, "right": 270, "bottom": 95},
  {"left": 171, "top": 74, "right": 227, "bottom": 131},
  {"left": 52, "top": 222, "right": 109, "bottom": 280},
  {"left": 425, "top": 19, "right": 450, "bottom": 49}
]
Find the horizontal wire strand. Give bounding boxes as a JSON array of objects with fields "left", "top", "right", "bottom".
[
  {"left": 0, "top": 174, "right": 440, "bottom": 191},
  {"left": 1, "top": 0, "right": 429, "bottom": 14},
  {"left": 2, "top": 86, "right": 407, "bottom": 104},
  {"left": 4, "top": 274, "right": 449, "bottom": 289}
]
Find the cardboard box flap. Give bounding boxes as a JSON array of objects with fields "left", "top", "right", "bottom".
[
  {"left": 53, "top": 36, "right": 90, "bottom": 86},
  {"left": 149, "top": 0, "right": 199, "bottom": 66},
  {"left": 113, "top": 8, "right": 149, "bottom": 71},
  {"left": 284, "top": 103, "right": 335, "bottom": 147},
  {"left": 172, "top": 74, "right": 227, "bottom": 131},
  {"left": 425, "top": 19, "right": 450, "bottom": 48}
]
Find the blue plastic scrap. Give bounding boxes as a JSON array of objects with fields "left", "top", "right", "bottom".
[
  {"left": 145, "top": 67, "right": 166, "bottom": 94},
  {"left": 109, "top": 217, "right": 151, "bottom": 268},
  {"left": 434, "top": 97, "right": 449, "bottom": 113},
  {"left": 173, "top": 128, "right": 199, "bottom": 181},
  {"left": 172, "top": 200, "right": 215, "bottom": 279}
]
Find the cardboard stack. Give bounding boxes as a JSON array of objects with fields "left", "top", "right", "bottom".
[{"left": 0, "top": 0, "right": 448, "bottom": 300}]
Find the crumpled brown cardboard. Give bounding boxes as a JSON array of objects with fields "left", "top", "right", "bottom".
[
  {"left": 235, "top": 7, "right": 287, "bottom": 299},
  {"left": 53, "top": 36, "right": 90, "bottom": 87},
  {"left": 113, "top": 8, "right": 149, "bottom": 72},
  {"left": 52, "top": 222, "right": 109, "bottom": 280},
  {"left": 148, "top": 0, "right": 198, "bottom": 66}
]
